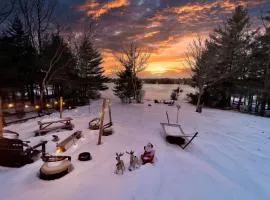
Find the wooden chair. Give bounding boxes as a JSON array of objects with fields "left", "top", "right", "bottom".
[{"left": 0, "top": 137, "right": 47, "bottom": 167}]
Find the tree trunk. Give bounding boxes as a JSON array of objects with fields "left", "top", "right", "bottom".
[
  {"left": 196, "top": 88, "right": 203, "bottom": 113},
  {"left": 260, "top": 93, "right": 267, "bottom": 116},
  {"left": 237, "top": 95, "right": 242, "bottom": 110},
  {"left": 30, "top": 84, "right": 35, "bottom": 104},
  {"left": 248, "top": 94, "right": 253, "bottom": 112},
  {"left": 255, "top": 98, "right": 259, "bottom": 113}
]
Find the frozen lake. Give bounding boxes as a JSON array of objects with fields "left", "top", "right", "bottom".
[{"left": 101, "top": 83, "right": 196, "bottom": 101}]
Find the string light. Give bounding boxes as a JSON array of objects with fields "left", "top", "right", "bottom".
[
  {"left": 24, "top": 105, "right": 29, "bottom": 108},
  {"left": 55, "top": 147, "right": 62, "bottom": 154},
  {"left": 8, "top": 103, "right": 14, "bottom": 108},
  {"left": 46, "top": 104, "right": 51, "bottom": 108},
  {"left": 35, "top": 105, "right": 40, "bottom": 109},
  {"left": 54, "top": 101, "right": 58, "bottom": 105}
]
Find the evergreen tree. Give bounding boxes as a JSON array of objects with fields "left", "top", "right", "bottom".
[
  {"left": 0, "top": 16, "right": 36, "bottom": 98},
  {"left": 208, "top": 6, "right": 252, "bottom": 108},
  {"left": 76, "top": 36, "right": 109, "bottom": 99},
  {"left": 113, "top": 67, "right": 142, "bottom": 103},
  {"left": 248, "top": 12, "right": 270, "bottom": 115}
]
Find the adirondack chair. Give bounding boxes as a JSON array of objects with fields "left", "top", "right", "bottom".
[{"left": 0, "top": 137, "right": 47, "bottom": 167}]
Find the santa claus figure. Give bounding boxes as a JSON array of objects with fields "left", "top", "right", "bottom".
[{"left": 141, "top": 143, "right": 155, "bottom": 164}]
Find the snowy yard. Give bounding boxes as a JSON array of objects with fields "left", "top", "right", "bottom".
[{"left": 1, "top": 85, "right": 270, "bottom": 200}]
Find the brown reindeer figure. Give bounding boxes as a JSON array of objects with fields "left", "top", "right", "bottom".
[
  {"left": 126, "top": 150, "right": 140, "bottom": 171},
  {"left": 115, "top": 153, "right": 125, "bottom": 174}
]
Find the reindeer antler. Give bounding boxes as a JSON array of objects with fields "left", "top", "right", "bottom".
[{"left": 119, "top": 152, "right": 124, "bottom": 156}]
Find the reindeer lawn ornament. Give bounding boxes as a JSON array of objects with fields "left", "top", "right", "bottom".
[
  {"left": 126, "top": 150, "right": 140, "bottom": 171},
  {"left": 115, "top": 153, "right": 125, "bottom": 174}
]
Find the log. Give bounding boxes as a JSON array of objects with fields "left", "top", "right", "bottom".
[{"left": 56, "top": 131, "right": 82, "bottom": 152}]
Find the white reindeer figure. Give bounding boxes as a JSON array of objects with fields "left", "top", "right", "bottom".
[
  {"left": 115, "top": 153, "right": 125, "bottom": 174},
  {"left": 126, "top": 150, "right": 140, "bottom": 171}
]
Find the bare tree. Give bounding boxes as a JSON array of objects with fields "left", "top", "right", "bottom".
[
  {"left": 18, "top": 0, "right": 57, "bottom": 52},
  {"left": 186, "top": 37, "right": 210, "bottom": 112},
  {"left": 115, "top": 42, "right": 150, "bottom": 101}
]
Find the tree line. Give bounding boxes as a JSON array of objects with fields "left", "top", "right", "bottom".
[
  {"left": 0, "top": 0, "right": 109, "bottom": 110},
  {"left": 187, "top": 6, "right": 270, "bottom": 116}
]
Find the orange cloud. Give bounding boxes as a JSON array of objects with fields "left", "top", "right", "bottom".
[
  {"left": 143, "top": 31, "right": 160, "bottom": 38},
  {"left": 168, "top": 0, "right": 265, "bottom": 22},
  {"left": 78, "top": 0, "right": 130, "bottom": 19}
]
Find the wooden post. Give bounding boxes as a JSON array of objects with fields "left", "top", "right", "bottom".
[
  {"left": 97, "top": 98, "right": 106, "bottom": 145},
  {"left": 176, "top": 104, "right": 181, "bottom": 124},
  {"left": 0, "top": 97, "right": 3, "bottom": 137},
  {"left": 59, "top": 96, "right": 63, "bottom": 118},
  {"left": 108, "top": 99, "right": 112, "bottom": 124},
  {"left": 166, "top": 111, "right": 170, "bottom": 124}
]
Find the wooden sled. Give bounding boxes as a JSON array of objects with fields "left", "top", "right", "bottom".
[
  {"left": 160, "top": 123, "right": 198, "bottom": 149},
  {"left": 0, "top": 137, "right": 47, "bottom": 167},
  {"left": 35, "top": 117, "right": 74, "bottom": 136}
]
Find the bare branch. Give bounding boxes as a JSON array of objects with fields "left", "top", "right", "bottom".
[{"left": 0, "top": 0, "right": 15, "bottom": 25}]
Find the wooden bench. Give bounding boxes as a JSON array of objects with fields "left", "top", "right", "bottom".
[
  {"left": 56, "top": 131, "right": 82, "bottom": 152},
  {"left": 35, "top": 117, "right": 74, "bottom": 136}
]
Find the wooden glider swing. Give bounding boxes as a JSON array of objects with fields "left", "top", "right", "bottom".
[
  {"left": 161, "top": 112, "right": 198, "bottom": 149},
  {"left": 89, "top": 99, "right": 113, "bottom": 144}
]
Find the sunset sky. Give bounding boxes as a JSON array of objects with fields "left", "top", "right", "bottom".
[{"left": 59, "top": 0, "right": 270, "bottom": 78}]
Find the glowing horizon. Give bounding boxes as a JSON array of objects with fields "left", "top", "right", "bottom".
[{"left": 69, "top": 0, "right": 269, "bottom": 78}]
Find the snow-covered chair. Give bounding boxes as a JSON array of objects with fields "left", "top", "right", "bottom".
[{"left": 0, "top": 137, "right": 47, "bottom": 167}]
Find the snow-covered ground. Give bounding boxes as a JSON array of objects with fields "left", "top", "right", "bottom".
[{"left": 1, "top": 84, "right": 270, "bottom": 200}]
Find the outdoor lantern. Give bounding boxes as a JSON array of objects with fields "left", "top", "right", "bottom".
[{"left": 8, "top": 103, "right": 14, "bottom": 108}]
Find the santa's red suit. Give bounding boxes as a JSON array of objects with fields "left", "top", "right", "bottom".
[{"left": 141, "top": 143, "right": 155, "bottom": 164}]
